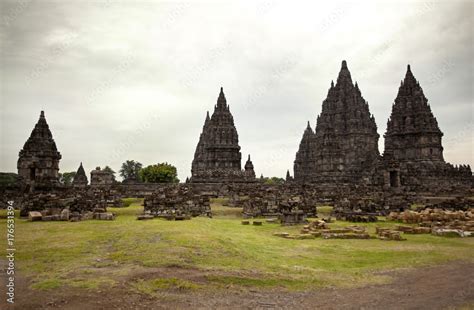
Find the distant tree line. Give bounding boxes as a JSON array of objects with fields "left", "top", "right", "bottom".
[
  {"left": 60, "top": 160, "right": 180, "bottom": 185},
  {"left": 262, "top": 176, "right": 285, "bottom": 185}
]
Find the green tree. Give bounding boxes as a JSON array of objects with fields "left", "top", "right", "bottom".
[
  {"left": 139, "top": 162, "right": 179, "bottom": 183},
  {"left": 263, "top": 176, "right": 285, "bottom": 185},
  {"left": 59, "top": 172, "right": 76, "bottom": 185},
  {"left": 0, "top": 173, "right": 19, "bottom": 187},
  {"left": 119, "top": 160, "right": 143, "bottom": 181},
  {"left": 102, "top": 166, "right": 116, "bottom": 181}
]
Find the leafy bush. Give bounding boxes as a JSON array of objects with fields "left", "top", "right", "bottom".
[{"left": 139, "top": 162, "right": 179, "bottom": 183}]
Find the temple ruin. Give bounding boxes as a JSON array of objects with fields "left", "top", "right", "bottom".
[
  {"left": 4, "top": 62, "right": 472, "bottom": 221},
  {"left": 72, "top": 162, "right": 88, "bottom": 188},
  {"left": 90, "top": 167, "right": 114, "bottom": 187},
  {"left": 381, "top": 65, "right": 472, "bottom": 190},
  {"left": 294, "top": 61, "right": 471, "bottom": 190},
  {"left": 17, "top": 111, "right": 62, "bottom": 189}
]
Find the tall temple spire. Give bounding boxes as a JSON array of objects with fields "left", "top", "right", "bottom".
[
  {"left": 294, "top": 61, "right": 380, "bottom": 184},
  {"left": 204, "top": 111, "right": 210, "bottom": 127},
  {"left": 216, "top": 86, "right": 227, "bottom": 110},
  {"left": 294, "top": 121, "right": 315, "bottom": 181},
  {"left": 336, "top": 60, "right": 353, "bottom": 86},
  {"left": 403, "top": 64, "right": 417, "bottom": 87},
  {"left": 191, "top": 88, "right": 254, "bottom": 183},
  {"left": 384, "top": 64, "right": 444, "bottom": 163}
]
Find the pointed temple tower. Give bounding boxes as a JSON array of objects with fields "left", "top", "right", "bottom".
[
  {"left": 17, "top": 111, "right": 62, "bottom": 188},
  {"left": 294, "top": 61, "right": 380, "bottom": 184},
  {"left": 384, "top": 65, "right": 444, "bottom": 162},
  {"left": 244, "top": 155, "right": 256, "bottom": 179},
  {"left": 294, "top": 121, "right": 315, "bottom": 181},
  {"left": 382, "top": 65, "right": 471, "bottom": 188},
  {"left": 72, "top": 162, "right": 88, "bottom": 187},
  {"left": 190, "top": 88, "right": 256, "bottom": 183}
]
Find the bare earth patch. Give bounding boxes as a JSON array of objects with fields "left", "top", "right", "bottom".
[{"left": 1, "top": 261, "right": 473, "bottom": 310}]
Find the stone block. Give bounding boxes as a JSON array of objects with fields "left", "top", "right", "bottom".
[
  {"left": 273, "top": 232, "right": 289, "bottom": 237},
  {"left": 28, "top": 211, "right": 42, "bottom": 221},
  {"left": 42, "top": 215, "right": 53, "bottom": 221}
]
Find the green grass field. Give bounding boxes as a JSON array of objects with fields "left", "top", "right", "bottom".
[{"left": 1, "top": 199, "right": 473, "bottom": 295}]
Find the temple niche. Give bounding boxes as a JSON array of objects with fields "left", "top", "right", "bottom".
[
  {"left": 17, "top": 111, "right": 62, "bottom": 189},
  {"left": 294, "top": 61, "right": 380, "bottom": 184},
  {"left": 382, "top": 65, "right": 472, "bottom": 189},
  {"left": 190, "top": 87, "right": 256, "bottom": 183}
]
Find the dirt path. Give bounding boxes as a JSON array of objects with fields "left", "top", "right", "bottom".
[{"left": 2, "top": 261, "right": 473, "bottom": 309}]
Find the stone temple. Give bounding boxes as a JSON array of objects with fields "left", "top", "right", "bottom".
[
  {"left": 294, "top": 61, "right": 471, "bottom": 189},
  {"left": 294, "top": 61, "right": 380, "bottom": 184},
  {"left": 72, "top": 162, "right": 88, "bottom": 187},
  {"left": 190, "top": 87, "right": 255, "bottom": 183},
  {"left": 17, "top": 111, "right": 61, "bottom": 189},
  {"left": 90, "top": 167, "right": 114, "bottom": 187},
  {"left": 381, "top": 65, "right": 472, "bottom": 189}
]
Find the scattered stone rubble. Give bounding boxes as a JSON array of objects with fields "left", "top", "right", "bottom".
[
  {"left": 280, "top": 210, "right": 307, "bottom": 225},
  {"left": 27, "top": 208, "right": 115, "bottom": 222},
  {"left": 17, "top": 189, "right": 117, "bottom": 222},
  {"left": 273, "top": 206, "right": 474, "bottom": 241},
  {"left": 375, "top": 227, "right": 406, "bottom": 241},
  {"left": 388, "top": 208, "right": 474, "bottom": 238},
  {"left": 143, "top": 185, "right": 211, "bottom": 219},
  {"left": 333, "top": 211, "right": 378, "bottom": 223},
  {"left": 240, "top": 185, "right": 317, "bottom": 219},
  {"left": 387, "top": 208, "right": 473, "bottom": 225},
  {"left": 274, "top": 219, "right": 371, "bottom": 240}
]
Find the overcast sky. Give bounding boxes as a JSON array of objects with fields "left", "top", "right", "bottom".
[{"left": 1, "top": 0, "right": 472, "bottom": 180}]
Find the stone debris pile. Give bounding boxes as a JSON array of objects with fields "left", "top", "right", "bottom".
[
  {"left": 27, "top": 207, "right": 115, "bottom": 222},
  {"left": 241, "top": 185, "right": 317, "bottom": 218},
  {"left": 320, "top": 226, "right": 370, "bottom": 239},
  {"left": 387, "top": 208, "right": 474, "bottom": 237},
  {"left": 280, "top": 209, "right": 308, "bottom": 225},
  {"left": 387, "top": 208, "right": 473, "bottom": 224},
  {"left": 424, "top": 198, "right": 473, "bottom": 211},
  {"left": 333, "top": 211, "right": 378, "bottom": 223},
  {"left": 375, "top": 227, "right": 406, "bottom": 241},
  {"left": 274, "top": 220, "right": 370, "bottom": 240},
  {"left": 143, "top": 185, "right": 211, "bottom": 219},
  {"left": 19, "top": 190, "right": 116, "bottom": 222},
  {"left": 395, "top": 225, "right": 431, "bottom": 234}
]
